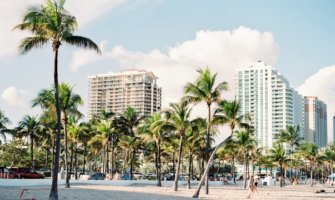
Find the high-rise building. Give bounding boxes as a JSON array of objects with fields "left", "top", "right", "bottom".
[
  {"left": 88, "top": 69, "right": 161, "bottom": 119},
  {"left": 304, "top": 96, "right": 327, "bottom": 147},
  {"left": 235, "top": 61, "right": 305, "bottom": 149}
]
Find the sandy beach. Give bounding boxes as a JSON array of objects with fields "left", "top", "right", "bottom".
[{"left": 1, "top": 180, "right": 335, "bottom": 200}]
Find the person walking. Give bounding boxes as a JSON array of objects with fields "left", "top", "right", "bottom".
[{"left": 247, "top": 175, "right": 257, "bottom": 199}]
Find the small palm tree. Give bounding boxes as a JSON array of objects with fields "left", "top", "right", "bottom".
[
  {"left": 165, "top": 102, "right": 192, "bottom": 191},
  {"left": 234, "top": 129, "right": 256, "bottom": 188},
  {"left": 298, "top": 143, "right": 318, "bottom": 186},
  {"left": 275, "top": 125, "right": 302, "bottom": 179},
  {"left": 139, "top": 113, "right": 170, "bottom": 187},
  {"left": 270, "top": 143, "right": 288, "bottom": 187},
  {"left": 0, "top": 110, "right": 11, "bottom": 143},
  {"left": 17, "top": 115, "right": 40, "bottom": 170},
  {"left": 15, "top": 0, "right": 100, "bottom": 198}
]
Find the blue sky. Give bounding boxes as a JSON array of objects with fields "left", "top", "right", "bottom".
[{"left": 1, "top": 0, "right": 335, "bottom": 141}]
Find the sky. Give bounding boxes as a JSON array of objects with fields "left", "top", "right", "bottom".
[{"left": 1, "top": 0, "right": 335, "bottom": 143}]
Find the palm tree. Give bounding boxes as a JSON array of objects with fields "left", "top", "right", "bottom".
[
  {"left": 33, "top": 83, "right": 83, "bottom": 188},
  {"left": 270, "top": 143, "right": 288, "bottom": 187},
  {"left": 185, "top": 118, "right": 206, "bottom": 189},
  {"left": 165, "top": 102, "right": 192, "bottom": 191},
  {"left": 114, "top": 107, "right": 145, "bottom": 180},
  {"left": 298, "top": 143, "right": 318, "bottom": 186},
  {"left": 139, "top": 113, "right": 170, "bottom": 187},
  {"left": 192, "top": 100, "right": 250, "bottom": 198},
  {"left": 17, "top": 115, "right": 40, "bottom": 170},
  {"left": 0, "top": 110, "right": 11, "bottom": 143},
  {"left": 275, "top": 125, "right": 302, "bottom": 178},
  {"left": 184, "top": 67, "right": 228, "bottom": 195},
  {"left": 15, "top": 0, "right": 100, "bottom": 198},
  {"left": 234, "top": 129, "right": 256, "bottom": 188}
]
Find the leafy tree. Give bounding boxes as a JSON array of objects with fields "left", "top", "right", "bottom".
[
  {"left": 15, "top": 0, "right": 100, "bottom": 198},
  {"left": 297, "top": 143, "right": 318, "bottom": 186},
  {"left": 270, "top": 143, "right": 288, "bottom": 187}
]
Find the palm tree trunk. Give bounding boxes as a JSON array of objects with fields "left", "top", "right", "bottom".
[
  {"left": 64, "top": 119, "right": 70, "bottom": 188},
  {"left": 45, "top": 149, "right": 49, "bottom": 168},
  {"left": 280, "top": 164, "right": 283, "bottom": 187},
  {"left": 192, "top": 135, "right": 232, "bottom": 198},
  {"left": 205, "top": 104, "right": 211, "bottom": 195},
  {"left": 83, "top": 143, "right": 86, "bottom": 174},
  {"left": 172, "top": 149, "right": 175, "bottom": 180},
  {"left": 188, "top": 148, "right": 192, "bottom": 189},
  {"left": 232, "top": 155, "right": 236, "bottom": 184},
  {"left": 74, "top": 142, "right": 78, "bottom": 180},
  {"left": 69, "top": 143, "right": 74, "bottom": 181},
  {"left": 244, "top": 152, "right": 247, "bottom": 189},
  {"left": 111, "top": 136, "right": 114, "bottom": 178},
  {"left": 49, "top": 46, "right": 62, "bottom": 200},
  {"left": 172, "top": 134, "right": 184, "bottom": 191},
  {"left": 31, "top": 133, "right": 34, "bottom": 170},
  {"left": 310, "top": 164, "right": 314, "bottom": 186},
  {"left": 157, "top": 142, "right": 162, "bottom": 187},
  {"left": 130, "top": 148, "right": 135, "bottom": 180}
]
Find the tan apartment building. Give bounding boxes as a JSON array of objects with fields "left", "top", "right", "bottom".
[
  {"left": 304, "top": 96, "right": 327, "bottom": 147},
  {"left": 88, "top": 69, "right": 161, "bottom": 119}
]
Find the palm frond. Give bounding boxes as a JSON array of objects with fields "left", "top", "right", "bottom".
[
  {"left": 18, "top": 36, "right": 49, "bottom": 55},
  {"left": 63, "top": 35, "right": 101, "bottom": 53}
]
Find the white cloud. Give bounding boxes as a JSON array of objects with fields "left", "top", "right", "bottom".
[
  {"left": 297, "top": 66, "right": 335, "bottom": 143},
  {"left": 71, "top": 26, "right": 279, "bottom": 106},
  {"left": 0, "top": 0, "right": 126, "bottom": 59},
  {"left": 1, "top": 86, "right": 29, "bottom": 107}
]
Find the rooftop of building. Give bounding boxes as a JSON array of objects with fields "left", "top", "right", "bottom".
[{"left": 88, "top": 69, "right": 158, "bottom": 79}]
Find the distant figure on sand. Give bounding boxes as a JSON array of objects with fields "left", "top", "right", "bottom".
[
  {"left": 247, "top": 175, "right": 257, "bottom": 199},
  {"left": 114, "top": 171, "right": 122, "bottom": 180}
]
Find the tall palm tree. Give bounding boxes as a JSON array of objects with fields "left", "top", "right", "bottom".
[
  {"left": 15, "top": 1, "right": 100, "bottom": 198},
  {"left": 184, "top": 67, "right": 228, "bottom": 195},
  {"left": 165, "top": 102, "right": 192, "bottom": 191},
  {"left": 270, "top": 143, "right": 288, "bottom": 187},
  {"left": 17, "top": 115, "right": 40, "bottom": 170},
  {"left": 298, "top": 143, "right": 318, "bottom": 186},
  {"left": 275, "top": 125, "right": 302, "bottom": 179},
  {"left": 234, "top": 129, "right": 256, "bottom": 188},
  {"left": 0, "top": 110, "right": 11, "bottom": 143},
  {"left": 33, "top": 83, "right": 83, "bottom": 188},
  {"left": 192, "top": 100, "right": 250, "bottom": 198}
]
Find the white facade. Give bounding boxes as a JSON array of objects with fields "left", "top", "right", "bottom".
[
  {"left": 304, "top": 97, "right": 327, "bottom": 147},
  {"left": 235, "top": 61, "right": 305, "bottom": 149},
  {"left": 88, "top": 69, "right": 161, "bottom": 119}
]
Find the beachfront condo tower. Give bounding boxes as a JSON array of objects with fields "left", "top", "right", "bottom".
[
  {"left": 88, "top": 69, "right": 162, "bottom": 119},
  {"left": 304, "top": 96, "right": 328, "bottom": 147},
  {"left": 235, "top": 61, "right": 305, "bottom": 149}
]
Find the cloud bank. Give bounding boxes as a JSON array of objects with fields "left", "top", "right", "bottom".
[{"left": 71, "top": 26, "right": 279, "bottom": 108}]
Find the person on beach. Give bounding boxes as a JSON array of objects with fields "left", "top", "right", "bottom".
[{"left": 247, "top": 175, "right": 257, "bottom": 199}]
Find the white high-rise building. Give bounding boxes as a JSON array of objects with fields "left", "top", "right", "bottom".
[
  {"left": 88, "top": 69, "right": 162, "bottom": 119},
  {"left": 235, "top": 61, "right": 305, "bottom": 149},
  {"left": 304, "top": 97, "right": 327, "bottom": 147}
]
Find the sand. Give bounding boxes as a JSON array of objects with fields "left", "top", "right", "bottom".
[{"left": 1, "top": 180, "right": 335, "bottom": 200}]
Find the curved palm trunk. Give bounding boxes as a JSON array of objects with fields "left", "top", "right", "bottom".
[
  {"left": 130, "top": 149, "right": 135, "bottom": 180},
  {"left": 205, "top": 104, "right": 211, "bottom": 195},
  {"left": 49, "top": 47, "right": 62, "bottom": 200},
  {"left": 30, "top": 133, "right": 34, "bottom": 170},
  {"left": 280, "top": 163, "right": 283, "bottom": 187},
  {"left": 172, "top": 134, "right": 184, "bottom": 191},
  {"left": 111, "top": 136, "right": 114, "bottom": 178},
  {"left": 74, "top": 142, "right": 78, "bottom": 180},
  {"left": 192, "top": 135, "right": 232, "bottom": 198},
  {"left": 83, "top": 142, "right": 87, "bottom": 174},
  {"left": 64, "top": 119, "right": 70, "bottom": 188}
]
